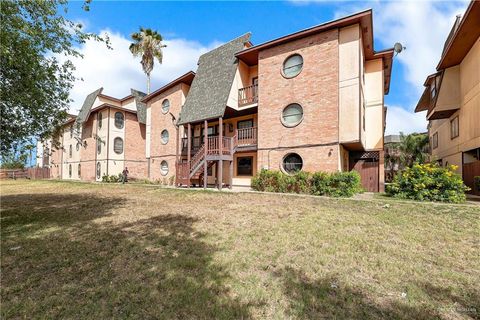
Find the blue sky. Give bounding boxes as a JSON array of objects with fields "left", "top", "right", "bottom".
[{"left": 62, "top": 0, "right": 469, "bottom": 135}]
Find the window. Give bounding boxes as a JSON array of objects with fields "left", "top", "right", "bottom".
[
  {"left": 161, "top": 129, "right": 169, "bottom": 144},
  {"left": 237, "top": 119, "right": 254, "bottom": 129},
  {"left": 78, "top": 164, "right": 81, "bottom": 178},
  {"left": 282, "top": 54, "right": 303, "bottom": 78},
  {"left": 282, "top": 153, "right": 303, "bottom": 174},
  {"left": 201, "top": 125, "right": 218, "bottom": 137},
  {"left": 451, "top": 116, "right": 459, "bottom": 139},
  {"left": 69, "top": 164, "right": 72, "bottom": 178},
  {"left": 114, "top": 137, "right": 123, "bottom": 154},
  {"left": 97, "top": 140, "right": 101, "bottom": 155},
  {"left": 160, "top": 160, "right": 169, "bottom": 176},
  {"left": 76, "top": 142, "right": 80, "bottom": 151},
  {"left": 432, "top": 132, "right": 438, "bottom": 149},
  {"left": 98, "top": 112, "right": 103, "bottom": 129},
  {"left": 115, "top": 112, "right": 124, "bottom": 129},
  {"left": 430, "top": 83, "right": 436, "bottom": 99},
  {"left": 69, "top": 145, "right": 72, "bottom": 158},
  {"left": 162, "top": 99, "right": 170, "bottom": 114},
  {"left": 70, "top": 125, "right": 73, "bottom": 138},
  {"left": 281, "top": 103, "right": 303, "bottom": 127},
  {"left": 237, "top": 157, "right": 253, "bottom": 176},
  {"left": 96, "top": 162, "right": 101, "bottom": 179}
]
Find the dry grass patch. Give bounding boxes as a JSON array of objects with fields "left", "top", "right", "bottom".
[{"left": 1, "top": 180, "right": 479, "bottom": 319}]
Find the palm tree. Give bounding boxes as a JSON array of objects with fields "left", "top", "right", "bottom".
[
  {"left": 129, "top": 28, "right": 166, "bottom": 94},
  {"left": 397, "top": 132, "right": 430, "bottom": 168}
]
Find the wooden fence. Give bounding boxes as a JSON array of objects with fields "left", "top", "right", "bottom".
[{"left": 0, "top": 168, "right": 50, "bottom": 180}]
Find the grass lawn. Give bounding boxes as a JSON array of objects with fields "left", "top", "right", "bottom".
[{"left": 1, "top": 180, "right": 479, "bottom": 319}]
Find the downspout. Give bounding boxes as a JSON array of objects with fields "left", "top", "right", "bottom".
[{"left": 106, "top": 108, "right": 110, "bottom": 175}]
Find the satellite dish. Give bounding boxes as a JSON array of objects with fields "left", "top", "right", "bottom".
[{"left": 394, "top": 42, "right": 405, "bottom": 55}]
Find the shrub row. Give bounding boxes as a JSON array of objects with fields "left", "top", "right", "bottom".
[
  {"left": 386, "top": 163, "right": 469, "bottom": 203},
  {"left": 251, "top": 169, "right": 362, "bottom": 197},
  {"left": 102, "top": 174, "right": 123, "bottom": 183}
]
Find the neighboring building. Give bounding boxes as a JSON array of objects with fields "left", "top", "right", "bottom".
[
  {"left": 415, "top": 0, "right": 480, "bottom": 194},
  {"left": 144, "top": 9, "right": 393, "bottom": 191},
  {"left": 40, "top": 89, "right": 148, "bottom": 181}
]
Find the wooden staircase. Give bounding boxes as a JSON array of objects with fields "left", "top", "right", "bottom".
[{"left": 176, "top": 135, "right": 235, "bottom": 186}]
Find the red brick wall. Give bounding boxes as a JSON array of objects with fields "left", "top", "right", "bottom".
[
  {"left": 124, "top": 112, "right": 147, "bottom": 179},
  {"left": 80, "top": 115, "right": 97, "bottom": 181},
  {"left": 257, "top": 29, "right": 340, "bottom": 173},
  {"left": 149, "top": 84, "right": 184, "bottom": 181}
]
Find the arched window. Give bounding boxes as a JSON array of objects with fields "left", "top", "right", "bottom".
[
  {"left": 97, "top": 141, "right": 101, "bottom": 155},
  {"left": 162, "top": 99, "right": 170, "bottom": 114},
  {"left": 115, "top": 112, "right": 124, "bottom": 129},
  {"left": 98, "top": 112, "right": 103, "bottom": 129},
  {"left": 281, "top": 103, "right": 304, "bottom": 127},
  {"left": 160, "top": 160, "right": 169, "bottom": 176},
  {"left": 69, "top": 145, "right": 72, "bottom": 158},
  {"left": 69, "top": 164, "right": 72, "bottom": 178},
  {"left": 282, "top": 54, "right": 303, "bottom": 78},
  {"left": 282, "top": 153, "right": 303, "bottom": 174},
  {"left": 96, "top": 162, "right": 101, "bottom": 179},
  {"left": 76, "top": 142, "right": 80, "bottom": 151},
  {"left": 161, "top": 129, "right": 169, "bottom": 144},
  {"left": 114, "top": 137, "right": 123, "bottom": 154},
  {"left": 78, "top": 164, "right": 81, "bottom": 178}
]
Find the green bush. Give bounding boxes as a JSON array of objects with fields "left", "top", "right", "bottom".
[
  {"left": 101, "top": 174, "right": 122, "bottom": 183},
  {"left": 251, "top": 169, "right": 361, "bottom": 197},
  {"left": 386, "top": 163, "right": 469, "bottom": 203}
]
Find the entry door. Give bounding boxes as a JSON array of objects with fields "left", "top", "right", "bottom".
[{"left": 351, "top": 159, "right": 379, "bottom": 192}]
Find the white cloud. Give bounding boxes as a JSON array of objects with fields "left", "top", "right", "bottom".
[
  {"left": 62, "top": 30, "right": 219, "bottom": 113},
  {"left": 386, "top": 106, "right": 427, "bottom": 135}
]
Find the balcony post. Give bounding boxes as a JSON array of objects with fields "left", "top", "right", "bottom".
[
  {"left": 218, "top": 117, "right": 223, "bottom": 191},
  {"left": 187, "top": 123, "right": 191, "bottom": 188},
  {"left": 204, "top": 120, "right": 208, "bottom": 189}
]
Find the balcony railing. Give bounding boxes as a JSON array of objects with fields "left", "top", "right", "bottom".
[
  {"left": 238, "top": 84, "right": 258, "bottom": 107},
  {"left": 236, "top": 126, "right": 257, "bottom": 147}
]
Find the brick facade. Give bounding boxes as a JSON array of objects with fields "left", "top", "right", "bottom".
[
  {"left": 148, "top": 84, "right": 185, "bottom": 182},
  {"left": 124, "top": 112, "right": 148, "bottom": 179},
  {"left": 257, "top": 30, "right": 340, "bottom": 172}
]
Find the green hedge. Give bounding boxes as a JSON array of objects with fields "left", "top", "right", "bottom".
[
  {"left": 386, "top": 163, "right": 469, "bottom": 203},
  {"left": 251, "top": 169, "right": 362, "bottom": 197},
  {"left": 102, "top": 173, "right": 123, "bottom": 183}
]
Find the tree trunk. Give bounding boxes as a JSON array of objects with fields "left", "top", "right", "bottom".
[{"left": 147, "top": 74, "right": 151, "bottom": 94}]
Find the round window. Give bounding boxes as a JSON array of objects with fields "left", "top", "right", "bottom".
[
  {"left": 114, "top": 137, "right": 123, "bottom": 154},
  {"left": 162, "top": 99, "right": 170, "bottom": 114},
  {"left": 115, "top": 112, "right": 124, "bottom": 129},
  {"left": 281, "top": 103, "right": 303, "bottom": 127},
  {"left": 161, "top": 129, "right": 169, "bottom": 144},
  {"left": 282, "top": 54, "right": 303, "bottom": 78},
  {"left": 160, "top": 160, "right": 169, "bottom": 176},
  {"left": 282, "top": 153, "right": 303, "bottom": 174}
]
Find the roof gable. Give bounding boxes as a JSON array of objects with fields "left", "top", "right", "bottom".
[
  {"left": 130, "top": 89, "right": 147, "bottom": 124},
  {"left": 75, "top": 88, "right": 103, "bottom": 125},
  {"left": 178, "top": 33, "right": 251, "bottom": 125}
]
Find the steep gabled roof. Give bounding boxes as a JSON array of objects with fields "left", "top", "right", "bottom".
[
  {"left": 130, "top": 89, "right": 147, "bottom": 124},
  {"left": 75, "top": 88, "right": 103, "bottom": 125},
  {"left": 177, "top": 33, "right": 251, "bottom": 125}
]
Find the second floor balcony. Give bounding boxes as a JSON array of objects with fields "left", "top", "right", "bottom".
[
  {"left": 238, "top": 84, "right": 258, "bottom": 107},
  {"left": 182, "top": 126, "right": 258, "bottom": 155}
]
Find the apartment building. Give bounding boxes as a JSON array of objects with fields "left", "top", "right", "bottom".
[
  {"left": 40, "top": 89, "right": 148, "bottom": 181},
  {"left": 415, "top": 0, "right": 480, "bottom": 194},
  {"left": 144, "top": 9, "right": 393, "bottom": 191}
]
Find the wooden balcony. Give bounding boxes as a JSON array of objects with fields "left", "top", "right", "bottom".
[
  {"left": 238, "top": 84, "right": 258, "bottom": 107},
  {"left": 235, "top": 126, "right": 257, "bottom": 148}
]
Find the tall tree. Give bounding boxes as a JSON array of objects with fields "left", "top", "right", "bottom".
[
  {"left": 0, "top": 0, "right": 108, "bottom": 158},
  {"left": 385, "top": 132, "right": 430, "bottom": 175},
  {"left": 129, "top": 28, "right": 166, "bottom": 94}
]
